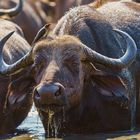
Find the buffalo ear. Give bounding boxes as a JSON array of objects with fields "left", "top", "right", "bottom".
[
  {"left": 32, "top": 23, "right": 51, "bottom": 44},
  {"left": 90, "top": 63, "right": 128, "bottom": 101},
  {"left": 6, "top": 75, "right": 34, "bottom": 107}
]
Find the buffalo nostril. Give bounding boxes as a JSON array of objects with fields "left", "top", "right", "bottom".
[{"left": 35, "top": 83, "right": 62, "bottom": 100}]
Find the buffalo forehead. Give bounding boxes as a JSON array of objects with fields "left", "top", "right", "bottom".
[{"left": 33, "top": 35, "right": 81, "bottom": 57}]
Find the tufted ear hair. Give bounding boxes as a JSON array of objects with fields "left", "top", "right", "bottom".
[{"left": 32, "top": 23, "right": 51, "bottom": 44}]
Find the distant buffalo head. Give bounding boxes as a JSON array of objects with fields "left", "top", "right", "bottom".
[
  {"left": 0, "top": 25, "right": 137, "bottom": 136},
  {"left": 0, "top": 0, "right": 22, "bottom": 18}
]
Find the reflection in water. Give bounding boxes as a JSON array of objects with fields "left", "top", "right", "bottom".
[
  {"left": 0, "top": 105, "right": 140, "bottom": 140},
  {"left": 16, "top": 105, "right": 45, "bottom": 139}
]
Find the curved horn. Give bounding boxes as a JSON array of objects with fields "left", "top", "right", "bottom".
[
  {"left": 0, "top": 24, "right": 51, "bottom": 76},
  {"left": 81, "top": 29, "right": 137, "bottom": 69},
  {"left": 0, "top": 31, "right": 33, "bottom": 75},
  {"left": 0, "top": 0, "right": 23, "bottom": 17}
]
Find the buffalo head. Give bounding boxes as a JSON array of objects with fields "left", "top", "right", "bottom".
[{"left": 0, "top": 25, "right": 137, "bottom": 136}]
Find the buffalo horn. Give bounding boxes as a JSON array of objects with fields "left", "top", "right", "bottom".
[
  {"left": 81, "top": 29, "right": 137, "bottom": 69},
  {"left": 0, "top": 0, "right": 23, "bottom": 17},
  {"left": 0, "top": 31, "right": 33, "bottom": 75}
]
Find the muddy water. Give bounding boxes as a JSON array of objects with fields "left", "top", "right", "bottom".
[{"left": 0, "top": 105, "right": 140, "bottom": 140}]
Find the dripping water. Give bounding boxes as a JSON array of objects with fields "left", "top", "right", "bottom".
[
  {"left": 62, "top": 107, "right": 66, "bottom": 123},
  {"left": 46, "top": 107, "right": 66, "bottom": 138},
  {"left": 47, "top": 109, "right": 54, "bottom": 137},
  {"left": 47, "top": 108, "right": 62, "bottom": 138}
]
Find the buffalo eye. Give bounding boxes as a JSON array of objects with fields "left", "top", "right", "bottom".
[
  {"left": 64, "top": 59, "right": 79, "bottom": 75},
  {"left": 34, "top": 54, "right": 47, "bottom": 65}
]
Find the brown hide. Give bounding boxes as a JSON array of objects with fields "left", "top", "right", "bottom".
[
  {"left": 0, "top": 69, "right": 33, "bottom": 134},
  {"left": 30, "top": 1, "right": 139, "bottom": 136},
  {"left": 0, "top": 0, "right": 139, "bottom": 136}
]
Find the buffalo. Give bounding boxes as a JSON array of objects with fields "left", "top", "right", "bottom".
[
  {"left": 0, "top": 0, "right": 139, "bottom": 137},
  {"left": 0, "top": 0, "right": 33, "bottom": 134},
  {"left": 0, "top": 0, "right": 49, "bottom": 44}
]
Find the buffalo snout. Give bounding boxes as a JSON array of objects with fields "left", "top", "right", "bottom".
[{"left": 34, "top": 82, "right": 66, "bottom": 108}]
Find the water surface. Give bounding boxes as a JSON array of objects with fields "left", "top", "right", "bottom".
[{"left": 1, "top": 106, "right": 140, "bottom": 140}]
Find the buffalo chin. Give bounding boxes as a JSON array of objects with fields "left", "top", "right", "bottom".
[
  {"left": 36, "top": 104, "right": 65, "bottom": 114},
  {"left": 37, "top": 106, "right": 65, "bottom": 138}
]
